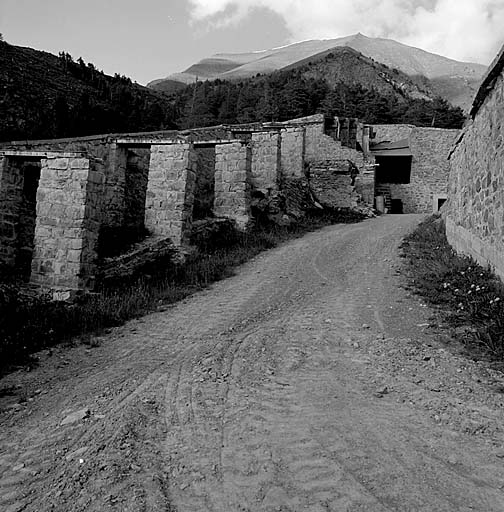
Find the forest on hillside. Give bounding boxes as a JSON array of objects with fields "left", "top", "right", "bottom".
[
  {"left": 0, "top": 41, "right": 466, "bottom": 143},
  {"left": 0, "top": 42, "right": 177, "bottom": 141},
  {"left": 171, "top": 67, "right": 465, "bottom": 130}
]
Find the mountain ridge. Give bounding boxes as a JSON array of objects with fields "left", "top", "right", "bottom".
[{"left": 149, "top": 33, "right": 486, "bottom": 110}]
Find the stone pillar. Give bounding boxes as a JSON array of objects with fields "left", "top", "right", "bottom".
[
  {"left": 251, "top": 131, "right": 281, "bottom": 193},
  {"left": 214, "top": 142, "right": 252, "bottom": 229},
  {"left": 0, "top": 156, "right": 23, "bottom": 267},
  {"left": 348, "top": 118, "right": 358, "bottom": 149},
  {"left": 362, "top": 126, "right": 371, "bottom": 156},
  {"left": 340, "top": 118, "right": 350, "bottom": 147},
  {"left": 103, "top": 143, "right": 128, "bottom": 228},
  {"left": 145, "top": 143, "right": 197, "bottom": 246},
  {"left": 303, "top": 124, "right": 323, "bottom": 162},
  {"left": 280, "top": 127, "right": 305, "bottom": 178},
  {"left": 31, "top": 156, "right": 103, "bottom": 293}
]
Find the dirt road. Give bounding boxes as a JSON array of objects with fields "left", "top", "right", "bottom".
[{"left": 2, "top": 214, "right": 504, "bottom": 511}]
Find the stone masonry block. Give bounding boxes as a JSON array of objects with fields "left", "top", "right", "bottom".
[
  {"left": 214, "top": 142, "right": 252, "bottom": 229},
  {"left": 31, "top": 157, "right": 100, "bottom": 291},
  {"left": 49, "top": 158, "right": 70, "bottom": 170},
  {"left": 70, "top": 158, "right": 91, "bottom": 169},
  {"left": 145, "top": 143, "right": 196, "bottom": 245}
]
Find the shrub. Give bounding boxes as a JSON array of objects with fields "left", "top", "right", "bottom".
[{"left": 401, "top": 215, "right": 504, "bottom": 358}]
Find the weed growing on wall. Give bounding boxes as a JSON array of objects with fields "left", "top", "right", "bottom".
[
  {"left": 401, "top": 216, "right": 504, "bottom": 359},
  {"left": 0, "top": 208, "right": 365, "bottom": 373}
]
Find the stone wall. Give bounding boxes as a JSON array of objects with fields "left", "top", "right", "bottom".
[
  {"left": 0, "top": 116, "right": 374, "bottom": 293},
  {"left": 251, "top": 131, "right": 281, "bottom": 191},
  {"left": 102, "top": 144, "right": 128, "bottom": 228},
  {"left": 280, "top": 128, "right": 305, "bottom": 178},
  {"left": 15, "top": 161, "right": 40, "bottom": 277},
  {"left": 214, "top": 142, "right": 252, "bottom": 229},
  {"left": 304, "top": 123, "right": 325, "bottom": 161},
  {"left": 124, "top": 148, "right": 150, "bottom": 230},
  {"left": 31, "top": 156, "right": 103, "bottom": 291},
  {"left": 0, "top": 156, "right": 27, "bottom": 269},
  {"left": 309, "top": 160, "right": 361, "bottom": 209},
  {"left": 373, "top": 124, "right": 459, "bottom": 213},
  {"left": 145, "top": 143, "right": 197, "bottom": 246},
  {"left": 445, "top": 55, "right": 504, "bottom": 278},
  {"left": 406, "top": 127, "right": 459, "bottom": 213},
  {"left": 304, "top": 123, "right": 366, "bottom": 169},
  {"left": 193, "top": 147, "right": 216, "bottom": 220},
  {"left": 372, "top": 124, "right": 415, "bottom": 143}
]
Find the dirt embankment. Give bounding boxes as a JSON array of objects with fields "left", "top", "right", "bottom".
[{"left": 2, "top": 214, "right": 504, "bottom": 511}]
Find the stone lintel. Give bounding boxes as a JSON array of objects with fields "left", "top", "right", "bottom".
[
  {"left": 0, "top": 151, "right": 85, "bottom": 158},
  {"left": 116, "top": 138, "right": 244, "bottom": 147}
]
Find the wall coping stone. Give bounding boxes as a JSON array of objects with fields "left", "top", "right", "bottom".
[
  {"left": 470, "top": 42, "right": 504, "bottom": 119},
  {"left": 0, "top": 125, "right": 235, "bottom": 147}
]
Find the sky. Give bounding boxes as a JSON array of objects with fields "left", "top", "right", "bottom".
[{"left": 1, "top": 0, "right": 503, "bottom": 86}]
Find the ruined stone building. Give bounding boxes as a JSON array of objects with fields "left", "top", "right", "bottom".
[
  {"left": 0, "top": 115, "right": 375, "bottom": 297},
  {"left": 445, "top": 43, "right": 504, "bottom": 279},
  {"left": 0, "top": 97, "right": 466, "bottom": 298}
]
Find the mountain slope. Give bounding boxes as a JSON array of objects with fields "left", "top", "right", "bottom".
[
  {"left": 0, "top": 41, "right": 176, "bottom": 142},
  {"left": 171, "top": 47, "right": 465, "bottom": 131},
  {"left": 282, "top": 47, "right": 433, "bottom": 101},
  {"left": 149, "top": 33, "right": 486, "bottom": 110}
]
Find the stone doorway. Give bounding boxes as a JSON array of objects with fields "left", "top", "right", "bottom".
[{"left": 433, "top": 194, "right": 448, "bottom": 213}]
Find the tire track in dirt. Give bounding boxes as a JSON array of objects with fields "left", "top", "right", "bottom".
[
  {"left": 2, "top": 215, "right": 504, "bottom": 511},
  {"left": 158, "top": 215, "right": 504, "bottom": 511}
]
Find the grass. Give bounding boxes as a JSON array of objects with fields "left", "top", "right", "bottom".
[
  {"left": 0, "top": 208, "right": 365, "bottom": 373},
  {"left": 401, "top": 215, "right": 504, "bottom": 360}
]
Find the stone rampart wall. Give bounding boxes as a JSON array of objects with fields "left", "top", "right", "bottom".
[{"left": 445, "top": 70, "right": 504, "bottom": 278}]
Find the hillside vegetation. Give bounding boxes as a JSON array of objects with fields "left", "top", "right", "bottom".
[
  {"left": 0, "top": 41, "right": 176, "bottom": 141},
  {"left": 0, "top": 41, "right": 465, "bottom": 143},
  {"left": 171, "top": 49, "right": 465, "bottom": 129}
]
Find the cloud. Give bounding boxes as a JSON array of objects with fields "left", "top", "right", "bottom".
[{"left": 188, "top": 0, "right": 504, "bottom": 64}]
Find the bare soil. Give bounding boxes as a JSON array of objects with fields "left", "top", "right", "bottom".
[{"left": 2, "top": 214, "right": 504, "bottom": 511}]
